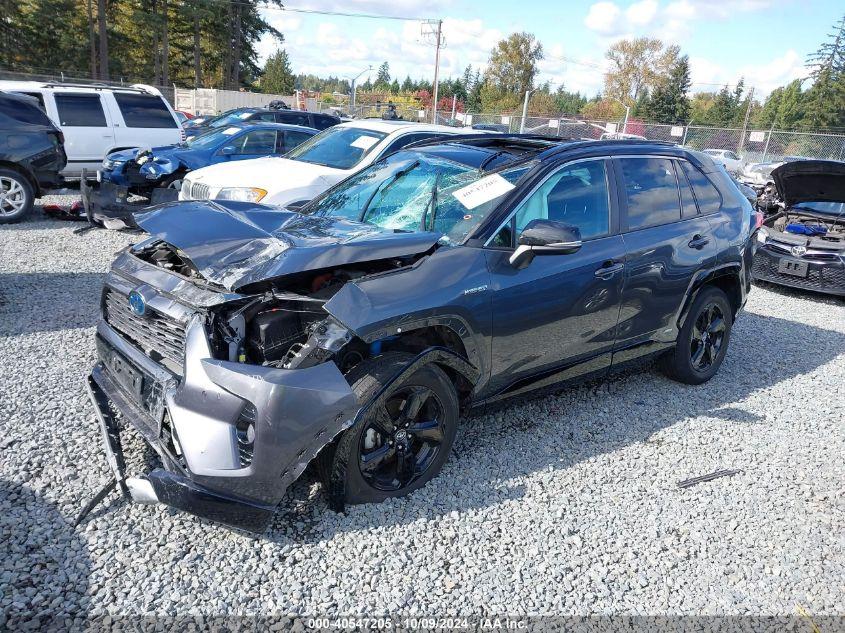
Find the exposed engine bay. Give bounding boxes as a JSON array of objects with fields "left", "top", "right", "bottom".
[
  {"left": 130, "top": 238, "right": 428, "bottom": 375},
  {"left": 764, "top": 210, "right": 845, "bottom": 248}
]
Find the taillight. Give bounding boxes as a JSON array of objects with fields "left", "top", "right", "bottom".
[{"left": 753, "top": 210, "right": 764, "bottom": 230}]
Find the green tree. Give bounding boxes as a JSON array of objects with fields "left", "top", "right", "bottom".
[
  {"left": 604, "top": 37, "right": 680, "bottom": 104},
  {"left": 389, "top": 78, "right": 400, "bottom": 94},
  {"left": 375, "top": 61, "right": 390, "bottom": 89},
  {"left": 261, "top": 48, "right": 294, "bottom": 94},
  {"left": 801, "top": 15, "right": 845, "bottom": 128},
  {"left": 484, "top": 32, "right": 544, "bottom": 96},
  {"left": 401, "top": 75, "right": 414, "bottom": 92},
  {"left": 553, "top": 87, "right": 587, "bottom": 115},
  {"left": 775, "top": 79, "right": 805, "bottom": 128},
  {"left": 643, "top": 55, "right": 691, "bottom": 123}
]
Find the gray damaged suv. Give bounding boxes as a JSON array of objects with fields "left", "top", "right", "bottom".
[{"left": 86, "top": 136, "right": 755, "bottom": 531}]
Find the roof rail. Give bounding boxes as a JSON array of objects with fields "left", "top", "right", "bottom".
[
  {"left": 411, "top": 133, "right": 568, "bottom": 149},
  {"left": 40, "top": 82, "right": 150, "bottom": 93}
]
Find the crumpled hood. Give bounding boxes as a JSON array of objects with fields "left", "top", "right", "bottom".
[
  {"left": 134, "top": 201, "right": 441, "bottom": 291},
  {"left": 772, "top": 160, "right": 845, "bottom": 207},
  {"left": 185, "top": 156, "right": 342, "bottom": 191}
]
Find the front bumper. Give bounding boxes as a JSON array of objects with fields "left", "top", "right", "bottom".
[
  {"left": 80, "top": 170, "right": 178, "bottom": 230},
  {"left": 88, "top": 314, "right": 359, "bottom": 531},
  {"left": 752, "top": 245, "right": 845, "bottom": 296}
]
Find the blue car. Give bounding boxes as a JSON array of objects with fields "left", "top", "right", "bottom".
[{"left": 99, "top": 122, "right": 317, "bottom": 195}]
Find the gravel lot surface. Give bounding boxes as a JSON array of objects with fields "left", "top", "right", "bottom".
[{"left": 2, "top": 196, "right": 844, "bottom": 626}]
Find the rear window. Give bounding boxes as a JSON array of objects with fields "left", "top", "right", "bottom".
[
  {"left": 113, "top": 93, "right": 177, "bottom": 128},
  {"left": 0, "top": 95, "right": 54, "bottom": 126},
  {"left": 277, "top": 111, "right": 312, "bottom": 127},
  {"left": 55, "top": 94, "right": 107, "bottom": 127},
  {"left": 619, "top": 157, "right": 682, "bottom": 230},
  {"left": 681, "top": 161, "right": 721, "bottom": 214}
]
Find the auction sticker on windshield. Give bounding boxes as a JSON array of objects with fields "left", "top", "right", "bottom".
[
  {"left": 452, "top": 173, "right": 515, "bottom": 209},
  {"left": 222, "top": 127, "right": 240, "bottom": 135},
  {"left": 350, "top": 135, "right": 380, "bottom": 150}
]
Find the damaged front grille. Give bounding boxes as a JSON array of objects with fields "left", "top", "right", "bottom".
[
  {"left": 753, "top": 250, "right": 845, "bottom": 291},
  {"left": 103, "top": 289, "right": 187, "bottom": 374}
]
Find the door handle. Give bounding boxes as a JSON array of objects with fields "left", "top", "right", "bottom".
[
  {"left": 595, "top": 261, "right": 624, "bottom": 278},
  {"left": 688, "top": 234, "right": 710, "bottom": 249}
]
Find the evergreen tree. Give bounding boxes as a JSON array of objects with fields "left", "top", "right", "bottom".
[
  {"left": 644, "top": 55, "right": 691, "bottom": 123},
  {"left": 375, "top": 61, "right": 390, "bottom": 89},
  {"left": 261, "top": 48, "right": 294, "bottom": 94},
  {"left": 401, "top": 75, "right": 414, "bottom": 92},
  {"left": 775, "top": 79, "right": 805, "bottom": 129}
]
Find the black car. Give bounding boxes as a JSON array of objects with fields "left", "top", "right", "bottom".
[
  {"left": 184, "top": 107, "right": 339, "bottom": 140},
  {"left": 85, "top": 136, "right": 755, "bottom": 531},
  {"left": 752, "top": 160, "right": 845, "bottom": 296},
  {"left": 0, "top": 91, "right": 66, "bottom": 223}
]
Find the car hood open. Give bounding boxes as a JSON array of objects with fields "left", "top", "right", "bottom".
[
  {"left": 134, "top": 201, "right": 441, "bottom": 292},
  {"left": 772, "top": 160, "right": 845, "bottom": 207}
]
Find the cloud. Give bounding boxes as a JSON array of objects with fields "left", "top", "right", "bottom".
[
  {"left": 584, "top": 2, "right": 623, "bottom": 35},
  {"left": 689, "top": 49, "right": 807, "bottom": 97}
]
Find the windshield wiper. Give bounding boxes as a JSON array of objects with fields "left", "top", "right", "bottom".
[{"left": 421, "top": 171, "right": 441, "bottom": 232}]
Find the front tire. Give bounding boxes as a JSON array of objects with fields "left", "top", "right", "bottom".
[
  {"left": 322, "top": 352, "right": 459, "bottom": 508},
  {"left": 0, "top": 169, "right": 34, "bottom": 224},
  {"left": 662, "top": 286, "right": 733, "bottom": 385}
]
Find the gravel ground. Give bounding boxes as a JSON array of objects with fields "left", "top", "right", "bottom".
[{"left": 1, "top": 196, "right": 844, "bottom": 626}]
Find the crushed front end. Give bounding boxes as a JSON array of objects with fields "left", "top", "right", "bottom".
[{"left": 87, "top": 245, "right": 360, "bottom": 531}]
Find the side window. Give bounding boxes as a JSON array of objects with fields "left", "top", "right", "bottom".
[
  {"left": 279, "top": 112, "right": 311, "bottom": 127},
  {"left": 280, "top": 130, "right": 313, "bottom": 153},
  {"left": 618, "top": 157, "right": 681, "bottom": 230},
  {"left": 0, "top": 96, "right": 54, "bottom": 126},
  {"left": 312, "top": 114, "right": 337, "bottom": 129},
  {"left": 54, "top": 94, "right": 107, "bottom": 127},
  {"left": 232, "top": 129, "right": 276, "bottom": 154},
  {"left": 675, "top": 161, "right": 699, "bottom": 218},
  {"left": 21, "top": 92, "right": 46, "bottom": 110},
  {"left": 681, "top": 161, "right": 721, "bottom": 214},
  {"left": 512, "top": 159, "right": 611, "bottom": 241},
  {"left": 113, "top": 93, "right": 177, "bottom": 128},
  {"left": 254, "top": 112, "right": 277, "bottom": 122}
]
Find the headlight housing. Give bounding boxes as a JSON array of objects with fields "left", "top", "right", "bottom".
[
  {"left": 756, "top": 227, "right": 769, "bottom": 243},
  {"left": 215, "top": 187, "right": 268, "bottom": 202},
  {"left": 102, "top": 157, "right": 123, "bottom": 170}
]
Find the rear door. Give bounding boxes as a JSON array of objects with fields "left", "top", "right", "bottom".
[
  {"left": 278, "top": 129, "right": 314, "bottom": 154},
  {"left": 110, "top": 92, "right": 181, "bottom": 150},
  {"left": 221, "top": 128, "right": 279, "bottom": 161},
  {"left": 612, "top": 156, "right": 717, "bottom": 363},
  {"left": 50, "top": 92, "right": 114, "bottom": 175},
  {"left": 485, "top": 158, "right": 626, "bottom": 395}
]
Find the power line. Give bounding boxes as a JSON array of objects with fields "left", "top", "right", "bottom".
[{"left": 199, "top": 0, "right": 430, "bottom": 21}]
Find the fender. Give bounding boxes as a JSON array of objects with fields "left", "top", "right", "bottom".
[{"left": 675, "top": 262, "right": 743, "bottom": 330}]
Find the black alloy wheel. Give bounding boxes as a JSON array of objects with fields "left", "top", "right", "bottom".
[
  {"left": 358, "top": 385, "right": 446, "bottom": 491},
  {"left": 690, "top": 303, "right": 726, "bottom": 372}
]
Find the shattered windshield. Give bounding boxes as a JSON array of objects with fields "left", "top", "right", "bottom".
[
  {"left": 304, "top": 154, "right": 532, "bottom": 243},
  {"left": 286, "top": 126, "right": 388, "bottom": 170}
]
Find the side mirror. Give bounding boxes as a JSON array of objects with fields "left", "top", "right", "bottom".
[
  {"left": 219, "top": 145, "right": 236, "bottom": 156},
  {"left": 509, "top": 219, "right": 582, "bottom": 269}
]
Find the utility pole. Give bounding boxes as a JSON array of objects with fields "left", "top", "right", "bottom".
[
  {"left": 520, "top": 89, "right": 537, "bottom": 133},
  {"left": 738, "top": 86, "right": 755, "bottom": 154},
  {"left": 423, "top": 20, "right": 444, "bottom": 124}
]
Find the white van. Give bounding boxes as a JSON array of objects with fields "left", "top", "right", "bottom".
[{"left": 0, "top": 81, "right": 182, "bottom": 178}]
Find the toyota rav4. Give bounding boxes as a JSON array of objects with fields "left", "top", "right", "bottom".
[{"left": 86, "top": 136, "right": 755, "bottom": 531}]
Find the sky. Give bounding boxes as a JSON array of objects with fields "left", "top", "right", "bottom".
[{"left": 257, "top": 0, "right": 844, "bottom": 99}]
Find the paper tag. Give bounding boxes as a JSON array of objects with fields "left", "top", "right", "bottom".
[
  {"left": 222, "top": 127, "right": 240, "bottom": 135},
  {"left": 452, "top": 174, "right": 515, "bottom": 209},
  {"left": 350, "top": 135, "right": 379, "bottom": 150}
]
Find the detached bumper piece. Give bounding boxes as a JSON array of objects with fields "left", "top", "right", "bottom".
[
  {"left": 80, "top": 169, "right": 178, "bottom": 230},
  {"left": 752, "top": 246, "right": 845, "bottom": 296},
  {"left": 86, "top": 317, "right": 359, "bottom": 532},
  {"left": 87, "top": 364, "right": 277, "bottom": 532}
]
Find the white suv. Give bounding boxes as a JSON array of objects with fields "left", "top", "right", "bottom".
[
  {"left": 702, "top": 149, "right": 744, "bottom": 174},
  {"left": 179, "top": 119, "right": 480, "bottom": 208},
  {"left": 0, "top": 81, "right": 182, "bottom": 178}
]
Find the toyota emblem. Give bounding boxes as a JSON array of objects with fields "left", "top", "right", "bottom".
[{"left": 790, "top": 245, "right": 807, "bottom": 257}]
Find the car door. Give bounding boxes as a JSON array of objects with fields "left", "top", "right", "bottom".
[
  {"left": 278, "top": 129, "right": 314, "bottom": 154},
  {"left": 484, "top": 158, "right": 626, "bottom": 395},
  {"left": 612, "top": 156, "right": 718, "bottom": 363},
  {"left": 50, "top": 92, "right": 114, "bottom": 175},
  {"left": 220, "top": 128, "right": 278, "bottom": 161},
  {"left": 110, "top": 92, "right": 181, "bottom": 150}
]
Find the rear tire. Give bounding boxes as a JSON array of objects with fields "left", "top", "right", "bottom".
[
  {"left": 0, "top": 168, "right": 34, "bottom": 224},
  {"left": 662, "top": 286, "right": 733, "bottom": 385},
  {"left": 321, "top": 352, "right": 459, "bottom": 509}
]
